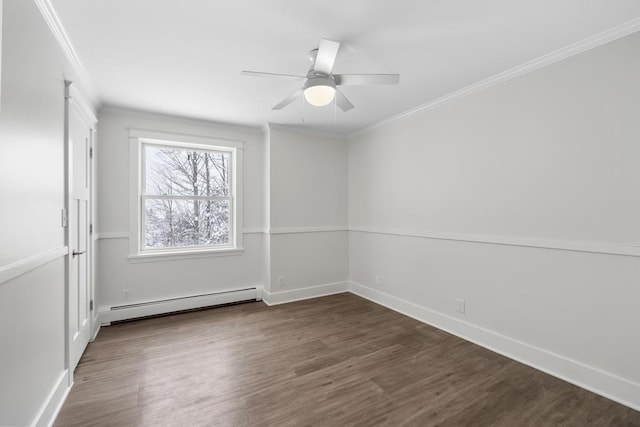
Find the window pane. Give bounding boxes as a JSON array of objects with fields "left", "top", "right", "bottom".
[
  {"left": 144, "top": 145, "right": 230, "bottom": 197},
  {"left": 144, "top": 199, "right": 230, "bottom": 249}
]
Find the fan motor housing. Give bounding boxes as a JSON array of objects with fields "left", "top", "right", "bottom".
[{"left": 304, "top": 72, "right": 336, "bottom": 90}]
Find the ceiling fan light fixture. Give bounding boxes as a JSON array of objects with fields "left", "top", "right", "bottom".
[
  {"left": 242, "top": 38, "right": 399, "bottom": 112},
  {"left": 303, "top": 76, "right": 336, "bottom": 107}
]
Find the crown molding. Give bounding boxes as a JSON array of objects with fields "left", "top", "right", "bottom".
[
  {"left": 351, "top": 17, "right": 640, "bottom": 138},
  {"left": 33, "top": 0, "right": 99, "bottom": 108},
  {"left": 34, "top": 0, "right": 84, "bottom": 74}
]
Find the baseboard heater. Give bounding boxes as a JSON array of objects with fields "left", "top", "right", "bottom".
[{"left": 101, "top": 287, "right": 261, "bottom": 325}]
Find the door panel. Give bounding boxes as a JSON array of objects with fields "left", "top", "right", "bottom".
[
  {"left": 78, "top": 199, "right": 88, "bottom": 327},
  {"left": 68, "top": 97, "right": 92, "bottom": 372}
]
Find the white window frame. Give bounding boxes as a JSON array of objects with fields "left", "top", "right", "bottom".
[{"left": 128, "top": 129, "right": 244, "bottom": 262}]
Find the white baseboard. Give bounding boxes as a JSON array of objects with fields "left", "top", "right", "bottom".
[
  {"left": 349, "top": 281, "right": 640, "bottom": 412},
  {"left": 32, "top": 369, "right": 71, "bottom": 427},
  {"left": 262, "top": 281, "right": 349, "bottom": 306},
  {"left": 98, "top": 287, "right": 261, "bottom": 324},
  {"left": 91, "top": 314, "right": 101, "bottom": 341}
]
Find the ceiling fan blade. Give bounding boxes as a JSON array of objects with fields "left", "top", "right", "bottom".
[
  {"left": 272, "top": 88, "right": 303, "bottom": 110},
  {"left": 313, "top": 39, "right": 340, "bottom": 74},
  {"left": 334, "top": 74, "right": 400, "bottom": 86},
  {"left": 241, "top": 70, "right": 306, "bottom": 81},
  {"left": 335, "top": 89, "right": 354, "bottom": 112}
]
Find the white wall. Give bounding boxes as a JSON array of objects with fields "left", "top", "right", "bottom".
[
  {"left": 0, "top": 0, "right": 84, "bottom": 425},
  {"left": 95, "top": 108, "right": 265, "bottom": 309},
  {"left": 0, "top": 2, "right": 66, "bottom": 267},
  {"left": 3, "top": 2, "right": 637, "bottom": 422},
  {"left": 264, "top": 126, "right": 348, "bottom": 302},
  {"left": 348, "top": 32, "right": 640, "bottom": 409},
  {"left": 269, "top": 127, "right": 348, "bottom": 230}
]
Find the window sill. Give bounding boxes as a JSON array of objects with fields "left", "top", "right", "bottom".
[{"left": 127, "top": 247, "right": 244, "bottom": 263}]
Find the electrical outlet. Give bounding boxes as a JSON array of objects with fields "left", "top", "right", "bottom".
[
  {"left": 277, "top": 276, "right": 285, "bottom": 288},
  {"left": 456, "top": 298, "right": 465, "bottom": 314},
  {"left": 123, "top": 289, "right": 131, "bottom": 301},
  {"left": 375, "top": 275, "right": 381, "bottom": 285}
]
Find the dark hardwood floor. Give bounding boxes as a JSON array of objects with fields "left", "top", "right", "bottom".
[{"left": 55, "top": 293, "right": 640, "bottom": 426}]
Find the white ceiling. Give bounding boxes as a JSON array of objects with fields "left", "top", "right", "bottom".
[{"left": 50, "top": 0, "right": 640, "bottom": 135}]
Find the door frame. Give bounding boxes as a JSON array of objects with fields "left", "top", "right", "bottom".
[{"left": 64, "top": 81, "right": 98, "bottom": 385}]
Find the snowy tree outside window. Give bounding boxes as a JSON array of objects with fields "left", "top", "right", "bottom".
[{"left": 141, "top": 141, "right": 234, "bottom": 251}]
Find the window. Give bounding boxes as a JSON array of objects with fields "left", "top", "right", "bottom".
[{"left": 129, "top": 130, "right": 243, "bottom": 260}]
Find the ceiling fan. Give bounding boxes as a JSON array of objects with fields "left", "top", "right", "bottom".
[{"left": 241, "top": 39, "right": 399, "bottom": 111}]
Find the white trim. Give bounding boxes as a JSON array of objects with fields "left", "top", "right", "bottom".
[
  {"left": 129, "top": 128, "right": 244, "bottom": 150},
  {"left": 91, "top": 227, "right": 349, "bottom": 243},
  {"left": 0, "top": 247, "right": 68, "bottom": 285},
  {"left": 68, "top": 84, "right": 97, "bottom": 124},
  {"left": 31, "top": 369, "right": 71, "bottom": 427},
  {"left": 95, "top": 230, "right": 264, "bottom": 239},
  {"left": 243, "top": 227, "right": 267, "bottom": 234},
  {"left": 351, "top": 17, "right": 640, "bottom": 138},
  {"left": 128, "top": 128, "right": 244, "bottom": 259},
  {"left": 349, "top": 226, "right": 640, "bottom": 257},
  {"left": 91, "top": 316, "right": 101, "bottom": 341},
  {"left": 33, "top": 0, "right": 97, "bottom": 107},
  {"left": 126, "top": 247, "right": 245, "bottom": 263},
  {"left": 263, "top": 126, "right": 272, "bottom": 292},
  {"left": 269, "top": 226, "right": 348, "bottom": 235},
  {"left": 95, "top": 232, "right": 129, "bottom": 240},
  {"left": 348, "top": 281, "right": 640, "bottom": 412},
  {"left": 98, "top": 287, "right": 259, "bottom": 324},
  {"left": 128, "top": 130, "right": 140, "bottom": 257},
  {"left": 33, "top": 0, "right": 84, "bottom": 73},
  {"left": 262, "top": 281, "right": 349, "bottom": 305}
]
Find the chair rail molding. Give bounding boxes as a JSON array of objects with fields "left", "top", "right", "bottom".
[
  {"left": 349, "top": 226, "right": 640, "bottom": 257},
  {"left": 0, "top": 247, "right": 68, "bottom": 285},
  {"left": 269, "top": 226, "right": 348, "bottom": 235}
]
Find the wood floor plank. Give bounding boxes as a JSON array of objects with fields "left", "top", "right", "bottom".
[{"left": 54, "top": 294, "right": 640, "bottom": 426}]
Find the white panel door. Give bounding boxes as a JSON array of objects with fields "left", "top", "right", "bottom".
[{"left": 68, "top": 97, "right": 92, "bottom": 372}]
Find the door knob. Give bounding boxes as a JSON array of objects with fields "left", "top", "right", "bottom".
[{"left": 72, "top": 250, "right": 86, "bottom": 257}]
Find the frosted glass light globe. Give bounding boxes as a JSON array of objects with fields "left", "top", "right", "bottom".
[{"left": 303, "top": 84, "right": 336, "bottom": 106}]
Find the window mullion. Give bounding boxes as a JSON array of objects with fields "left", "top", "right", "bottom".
[{"left": 141, "top": 195, "right": 232, "bottom": 201}]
